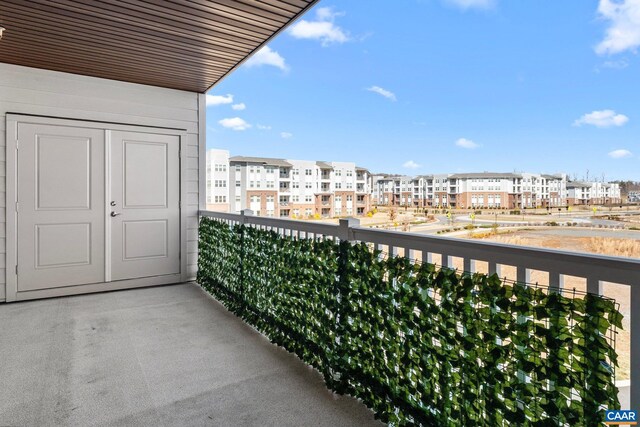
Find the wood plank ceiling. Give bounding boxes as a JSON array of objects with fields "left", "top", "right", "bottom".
[{"left": 0, "top": 0, "right": 317, "bottom": 93}]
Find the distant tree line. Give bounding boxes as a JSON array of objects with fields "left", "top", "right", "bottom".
[{"left": 612, "top": 180, "right": 640, "bottom": 195}]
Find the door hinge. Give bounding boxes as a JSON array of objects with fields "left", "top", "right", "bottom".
[
  {"left": 16, "top": 140, "right": 19, "bottom": 150},
  {"left": 15, "top": 202, "right": 19, "bottom": 212},
  {"left": 15, "top": 265, "right": 18, "bottom": 275}
]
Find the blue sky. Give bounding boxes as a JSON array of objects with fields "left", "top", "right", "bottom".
[{"left": 206, "top": 0, "right": 640, "bottom": 181}]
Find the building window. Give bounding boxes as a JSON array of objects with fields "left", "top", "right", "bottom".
[
  {"left": 305, "top": 169, "right": 313, "bottom": 176},
  {"left": 214, "top": 180, "right": 227, "bottom": 188},
  {"left": 305, "top": 195, "right": 313, "bottom": 203}
]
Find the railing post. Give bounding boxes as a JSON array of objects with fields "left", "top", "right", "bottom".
[
  {"left": 238, "top": 209, "right": 252, "bottom": 313},
  {"left": 240, "top": 209, "right": 253, "bottom": 225},
  {"left": 338, "top": 217, "right": 360, "bottom": 242},
  {"left": 632, "top": 285, "right": 640, "bottom": 410},
  {"left": 333, "top": 217, "right": 360, "bottom": 391}
]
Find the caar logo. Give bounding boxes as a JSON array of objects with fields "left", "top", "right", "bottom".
[{"left": 606, "top": 410, "right": 638, "bottom": 425}]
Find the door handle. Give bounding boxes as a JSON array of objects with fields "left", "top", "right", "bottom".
[{"left": 110, "top": 211, "right": 121, "bottom": 217}]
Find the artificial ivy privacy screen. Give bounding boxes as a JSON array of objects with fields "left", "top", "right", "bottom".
[{"left": 198, "top": 217, "right": 621, "bottom": 426}]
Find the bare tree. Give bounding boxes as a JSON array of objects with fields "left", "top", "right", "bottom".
[{"left": 388, "top": 208, "right": 397, "bottom": 222}]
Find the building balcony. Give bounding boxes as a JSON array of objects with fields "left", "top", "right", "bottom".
[{"left": 3, "top": 207, "right": 637, "bottom": 426}]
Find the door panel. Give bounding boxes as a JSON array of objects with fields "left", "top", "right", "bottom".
[
  {"left": 17, "top": 124, "right": 105, "bottom": 291},
  {"left": 110, "top": 131, "right": 180, "bottom": 281}
]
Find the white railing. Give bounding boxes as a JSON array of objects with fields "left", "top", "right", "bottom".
[{"left": 199, "top": 209, "right": 640, "bottom": 410}]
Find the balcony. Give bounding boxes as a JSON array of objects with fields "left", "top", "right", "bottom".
[
  {"left": 0, "top": 283, "right": 380, "bottom": 426},
  {"left": 199, "top": 210, "right": 639, "bottom": 424}
]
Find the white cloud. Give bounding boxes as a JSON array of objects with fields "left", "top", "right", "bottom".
[
  {"left": 602, "top": 59, "right": 629, "bottom": 69},
  {"left": 573, "top": 110, "right": 629, "bottom": 127},
  {"left": 218, "top": 117, "right": 251, "bottom": 131},
  {"left": 206, "top": 94, "right": 233, "bottom": 106},
  {"left": 403, "top": 160, "right": 421, "bottom": 169},
  {"left": 244, "top": 46, "right": 288, "bottom": 71},
  {"left": 595, "top": 0, "right": 640, "bottom": 55},
  {"left": 257, "top": 124, "right": 272, "bottom": 130},
  {"left": 288, "top": 7, "right": 349, "bottom": 46},
  {"left": 608, "top": 149, "right": 633, "bottom": 158},
  {"left": 443, "top": 0, "right": 496, "bottom": 10},
  {"left": 231, "top": 103, "right": 246, "bottom": 111},
  {"left": 455, "top": 138, "right": 480, "bottom": 149},
  {"left": 280, "top": 132, "right": 293, "bottom": 139},
  {"left": 366, "top": 86, "right": 397, "bottom": 101}
]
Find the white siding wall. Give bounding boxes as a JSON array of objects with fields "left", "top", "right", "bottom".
[{"left": 0, "top": 63, "right": 203, "bottom": 301}]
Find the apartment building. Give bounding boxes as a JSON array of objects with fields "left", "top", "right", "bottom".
[
  {"left": 205, "top": 149, "right": 230, "bottom": 212},
  {"left": 372, "top": 172, "right": 578, "bottom": 209},
  {"left": 213, "top": 153, "right": 371, "bottom": 218},
  {"left": 209, "top": 151, "right": 621, "bottom": 214},
  {"left": 567, "top": 181, "right": 622, "bottom": 206}
]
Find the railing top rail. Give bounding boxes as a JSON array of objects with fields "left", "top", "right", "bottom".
[
  {"left": 200, "top": 210, "right": 340, "bottom": 237},
  {"left": 351, "top": 227, "right": 640, "bottom": 286},
  {"left": 199, "top": 210, "right": 640, "bottom": 286},
  {"left": 200, "top": 210, "right": 243, "bottom": 222}
]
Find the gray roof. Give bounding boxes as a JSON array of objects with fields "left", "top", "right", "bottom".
[
  {"left": 541, "top": 174, "right": 563, "bottom": 180},
  {"left": 316, "top": 161, "right": 334, "bottom": 169},
  {"left": 449, "top": 172, "right": 521, "bottom": 179},
  {"left": 355, "top": 166, "right": 369, "bottom": 172},
  {"left": 229, "top": 156, "right": 292, "bottom": 168},
  {"left": 566, "top": 181, "right": 591, "bottom": 189}
]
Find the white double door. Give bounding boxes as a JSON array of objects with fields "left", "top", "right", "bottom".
[{"left": 17, "top": 123, "right": 180, "bottom": 292}]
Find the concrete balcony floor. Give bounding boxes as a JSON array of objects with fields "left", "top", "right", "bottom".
[{"left": 0, "top": 283, "right": 382, "bottom": 426}]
